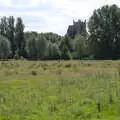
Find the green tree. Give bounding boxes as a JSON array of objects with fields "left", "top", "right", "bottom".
[
  {"left": 42, "top": 32, "right": 62, "bottom": 44},
  {"left": 47, "top": 42, "right": 61, "bottom": 59},
  {"left": 26, "top": 38, "right": 37, "bottom": 59},
  {"left": 88, "top": 4, "right": 120, "bottom": 59},
  {"left": 73, "top": 34, "right": 87, "bottom": 59},
  {"left": 0, "top": 17, "right": 8, "bottom": 37},
  {"left": 15, "top": 17, "right": 26, "bottom": 58},
  {"left": 59, "top": 37, "right": 72, "bottom": 59},
  {"left": 7, "top": 16, "right": 15, "bottom": 57},
  {"left": 36, "top": 35, "right": 48, "bottom": 59},
  {"left": 0, "top": 35, "right": 11, "bottom": 59}
]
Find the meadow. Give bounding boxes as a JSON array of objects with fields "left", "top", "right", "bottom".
[{"left": 0, "top": 60, "right": 120, "bottom": 120}]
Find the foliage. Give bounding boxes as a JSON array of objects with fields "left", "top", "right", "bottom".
[
  {"left": 0, "top": 16, "right": 8, "bottom": 37},
  {"left": 15, "top": 17, "right": 26, "bottom": 58},
  {"left": 0, "top": 35, "right": 11, "bottom": 59},
  {"left": 36, "top": 34, "right": 48, "bottom": 59},
  {"left": 46, "top": 42, "right": 61, "bottom": 59},
  {"left": 88, "top": 4, "right": 120, "bottom": 59},
  {"left": 73, "top": 34, "right": 88, "bottom": 59},
  {"left": 7, "top": 16, "right": 15, "bottom": 57},
  {"left": 59, "top": 37, "right": 72, "bottom": 59},
  {"left": 26, "top": 38, "right": 37, "bottom": 59},
  {"left": 0, "top": 4, "right": 120, "bottom": 60},
  {"left": 40, "top": 32, "right": 62, "bottom": 44}
]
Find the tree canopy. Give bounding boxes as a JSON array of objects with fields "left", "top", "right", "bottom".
[
  {"left": 88, "top": 4, "right": 120, "bottom": 59},
  {"left": 0, "top": 4, "right": 120, "bottom": 60}
]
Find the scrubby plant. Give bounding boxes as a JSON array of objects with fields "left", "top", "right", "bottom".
[
  {"left": 31, "top": 70, "right": 37, "bottom": 76},
  {"left": 0, "top": 35, "right": 11, "bottom": 59}
]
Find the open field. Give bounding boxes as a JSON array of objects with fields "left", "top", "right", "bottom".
[{"left": 0, "top": 60, "right": 120, "bottom": 120}]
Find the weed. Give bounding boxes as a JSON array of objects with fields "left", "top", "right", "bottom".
[
  {"left": 31, "top": 70, "right": 37, "bottom": 76},
  {"left": 0, "top": 60, "right": 119, "bottom": 120}
]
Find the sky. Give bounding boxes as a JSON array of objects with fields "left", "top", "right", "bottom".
[{"left": 0, "top": 0, "right": 120, "bottom": 35}]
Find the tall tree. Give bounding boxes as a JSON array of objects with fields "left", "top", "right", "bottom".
[
  {"left": 73, "top": 34, "right": 87, "bottom": 59},
  {"left": 0, "top": 17, "right": 8, "bottom": 37},
  {"left": 0, "top": 35, "right": 11, "bottom": 59},
  {"left": 26, "top": 38, "right": 37, "bottom": 59},
  {"left": 15, "top": 17, "right": 26, "bottom": 57},
  {"left": 47, "top": 42, "right": 61, "bottom": 59},
  {"left": 88, "top": 4, "right": 120, "bottom": 59},
  {"left": 59, "top": 37, "right": 72, "bottom": 59},
  {"left": 36, "top": 35, "right": 48, "bottom": 59},
  {"left": 7, "top": 16, "right": 15, "bottom": 57}
]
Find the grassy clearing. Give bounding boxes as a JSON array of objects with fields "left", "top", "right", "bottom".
[{"left": 0, "top": 60, "right": 119, "bottom": 120}]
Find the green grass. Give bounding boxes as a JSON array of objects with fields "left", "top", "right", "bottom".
[{"left": 0, "top": 60, "right": 119, "bottom": 119}]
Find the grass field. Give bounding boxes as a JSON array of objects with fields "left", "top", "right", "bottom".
[{"left": 0, "top": 60, "right": 120, "bottom": 120}]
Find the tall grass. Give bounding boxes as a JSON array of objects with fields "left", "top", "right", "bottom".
[{"left": 0, "top": 60, "right": 119, "bottom": 119}]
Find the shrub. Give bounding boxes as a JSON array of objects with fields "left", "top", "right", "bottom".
[{"left": 31, "top": 70, "right": 37, "bottom": 76}]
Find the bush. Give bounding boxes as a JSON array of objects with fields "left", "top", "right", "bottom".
[
  {"left": 31, "top": 70, "right": 37, "bottom": 76},
  {"left": 0, "top": 35, "right": 11, "bottom": 59}
]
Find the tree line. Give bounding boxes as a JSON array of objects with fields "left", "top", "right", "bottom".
[{"left": 0, "top": 4, "right": 120, "bottom": 60}]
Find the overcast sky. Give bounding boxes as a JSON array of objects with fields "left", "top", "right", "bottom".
[{"left": 0, "top": 0, "right": 120, "bottom": 35}]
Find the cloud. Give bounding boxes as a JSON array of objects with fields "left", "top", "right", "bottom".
[
  {"left": 0, "top": 0, "right": 119, "bottom": 35},
  {"left": 0, "top": 0, "right": 12, "bottom": 6}
]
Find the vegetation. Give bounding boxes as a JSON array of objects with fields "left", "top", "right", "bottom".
[
  {"left": 0, "top": 60, "right": 119, "bottom": 119},
  {"left": 0, "top": 3, "right": 119, "bottom": 120},
  {"left": 88, "top": 4, "right": 120, "bottom": 59},
  {"left": 0, "top": 35, "right": 11, "bottom": 59},
  {"left": 0, "top": 4, "right": 119, "bottom": 60}
]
